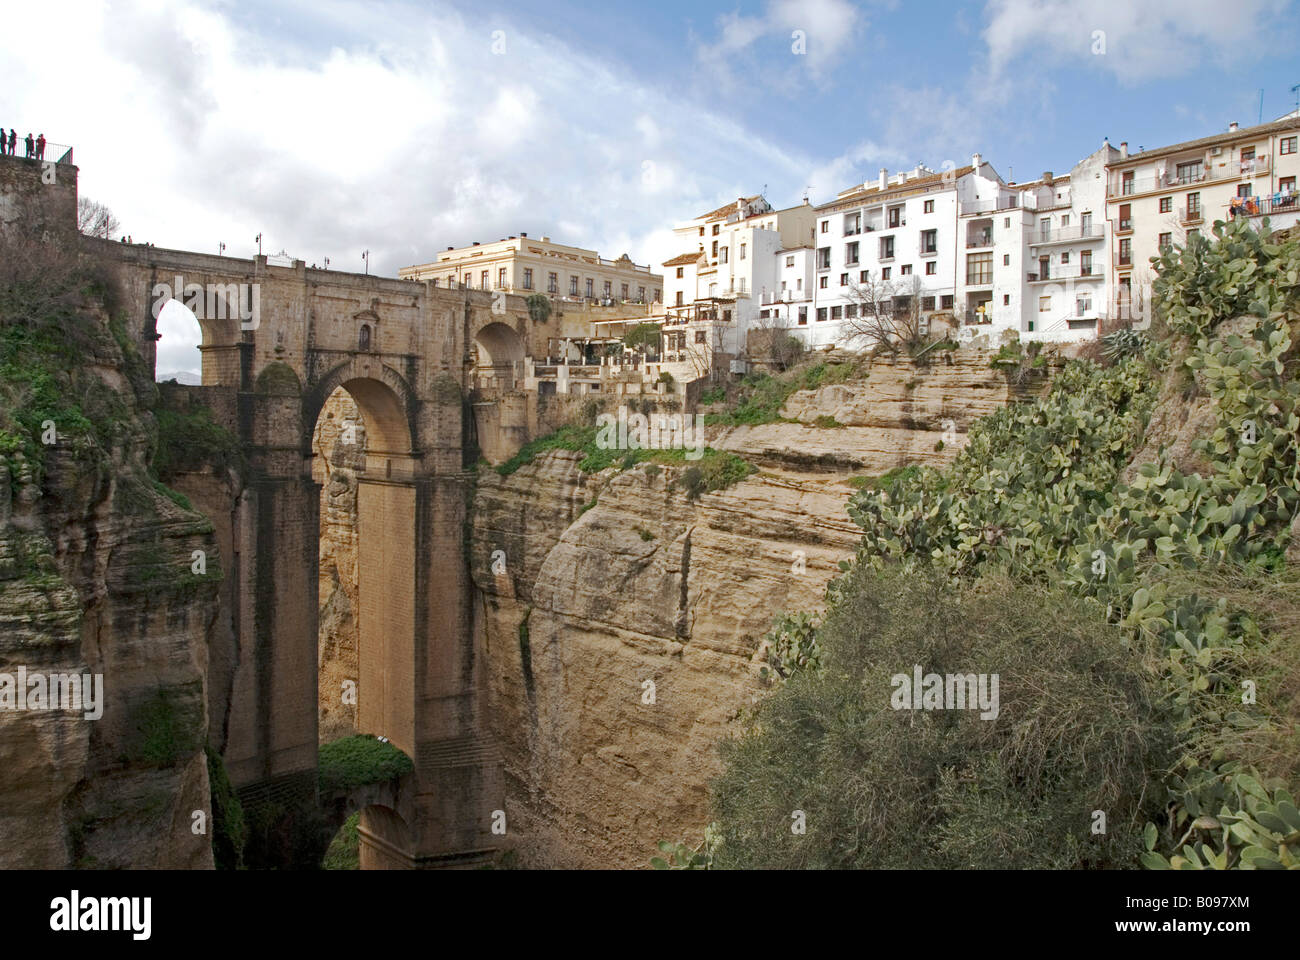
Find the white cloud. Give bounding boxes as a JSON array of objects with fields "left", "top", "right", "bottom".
[
  {"left": 693, "top": 0, "right": 864, "bottom": 94},
  {"left": 983, "top": 0, "right": 1292, "bottom": 85}
]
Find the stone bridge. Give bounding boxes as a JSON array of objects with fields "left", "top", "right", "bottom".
[{"left": 98, "top": 239, "right": 554, "bottom": 867}]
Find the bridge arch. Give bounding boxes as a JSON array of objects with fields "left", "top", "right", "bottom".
[{"left": 303, "top": 357, "right": 417, "bottom": 458}]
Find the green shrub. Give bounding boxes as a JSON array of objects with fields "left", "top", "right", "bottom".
[
  {"left": 318, "top": 735, "right": 414, "bottom": 795},
  {"left": 712, "top": 567, "right": 1172, "bottom": 869}
]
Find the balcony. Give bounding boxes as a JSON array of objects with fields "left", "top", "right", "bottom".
[
  {"left": 1227, "top": 193, "right": 1299, "bottom": 219},
  {"left": 1027, "top": 265, "right": 1104, "bottom": 283},
  {"left": 1180, "top": 205, "right": 1204, "bottom": 226},
  {"left": 965, "top": 232, "right": 993, "bottom": 249},
  {"left": 1029, "top": 224, "right": 1104, "bottom": 246},
  {"left": 959, "top": 197, "right": 1019, "bottom": 216}
]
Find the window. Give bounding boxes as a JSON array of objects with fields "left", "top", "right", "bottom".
[
  {"left": 887, "top": 206, "right": 903, "bottom": 228},
  {"left": 481, "top": 270, "right": 489, "bottom": 288},
  {"left": 1187, "top": 192, "right": 1201, "bottom": 216},
  {"left": 1004, "top": 217, "right": 1011, "bottom": 228},
  {"left": 720, "top": 246, "right": 728, "bottom": 263},
  {"left": 585, "top": 278, "right": 593, "bottom": 297},
  {"left": 1081, "top": 250, "right": 1093, "bottom": 275},
  {"left": 1078, "top": 294, "right": 1092, "bottom": 314},
  {"left": 1176, "top": 160, "right": 1202, "bottom": 183},
  {"left": 1060, "top": 213, "right": 1070, "bottom": 228},
  {"left": 654, "top": 289, "right": 660, "bottom": 302},
  {"left": 966, "top": 252, "right": 992, "bottom": 285},
  {"left": 798, "top": 307, "right": 807, "bottom": 325},
  {"left": 698, "top": 227, "right": 704, "bottom": 236},
  {"left": 1240, "top": 146, "right": 1255, "bottom": 161},
  {"left": 1003, "top": 294, "right": 1010, "bottom": 305},
  {"left": 621, "top": 283, "right": 629, "bottom": 300},
  {"left": 676, "top": 267, "right": 684, "bottom": 278},
  {"left": 797, "top": 278, "right": 803, "bottom": 291},
  {"left": 839, "top": 273, "right": 848, "bottom": 286},
  {"left": 448, "top": 274, "right": 455, "bottom": 287},
  {"left": 920, "top": 229, "right": 937, "bottom": 253},
  {"left": 739, "top": 243, "right": 746, "bottom": 260},
  {"left": 831, "top": 306, "right": 842, "bottom": 320},
  {"left": 819, "top": 276, "right": 828, "bottom": 289},
  {"left": 675, "top": 291, "right": 684, "bottom": 306},
  {"left": 1237, "top": 183, "right": 1252, "bottom": 198},
  {"left": 695, "top": 330, "right": 706, "bottom": 344},
  {"left": 523, "top": 268, "right": 533, "bottom": 290},
  {"left": 820, "top": 220, "right": 829, "bottom": 233},
  {"left": 1281, "top": 176, "right": 1297, "bottom": 193},
  {"left": 923, "top": 199, "right": 935, "bottom": 214},
  {"left": 712, "top": 241, "right": 718, "bottom": 258},
  {"left": 1081, "top": 212, "right": 1092, "bottom": 232},
  {"left": 846, "top": 304, "right": 858, "bottom": 318},
  {"left": 1061, "top": 251, "right": 1070, "bottom": 264},
  {"left": 431, "top": 278, "right": 439, "bottom": 287},
  {"left": 900, "top": 264, "right": 912, "bottom": 275},
  {"left": 844, "top": 213, "right": 860, "bottom": 235},
  {"left": 846, "top": 241, "right": 859, "bottom": 264},
  {"left": 1039, "top": 296, "right": 1051, "bottom": 312},
  {"left": 498, "top": 267, "right": 507, "bottom": 288},
  {"left": 859, "top": 270, "right": 869, "bottom": 282},
  {"left": 1121, "top": 170, "right": 1135, "bottom": 195},
  {"left": 712, "top": 224, "right": 719, "bottom": 235},
  {"left": 817, "top": 307, "right": 828, "bottom": 321},
  {"left": 1119, "top": 203, "right": 1132, "bottom": 231},
  {"left": 548, "top": 272, "right": 558, "bottom": 293},
  {"left": 1119, "top": 238, "right": 1132, "bottom": 265},
  {"left": 925, "top": 261, "right": 936, "bottom": 275},
  {"left": 941, "top": 295, "right": 954, "bottom": 309},
  {"left": 880, "top": 236, "right": 895, "bottom": 259},
  {"left": 785, "top": 255, "right": 795, "bottom": 267},
  {"left": 1159, "top": 197, "right": 1172, "bottom": 213},
  {"left": 922, "top": 297, "right": 935, "bottom": 311},
  {"left": 1039, "top": 217, "right": 1051, "bottom": 240},
  {"left": 1003, "top": 254, "right": 1010, "bottom": 266},
  {"left": 881, "top": 267, "right": 891, "bottom": 280},
  {"left": 1281, "top": 137, "right": 1298, "bottom": 156},
  {"left": 637, "top": 286, "right": 645, "bottom": 301}
]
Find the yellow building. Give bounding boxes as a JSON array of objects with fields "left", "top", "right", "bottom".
[
  {"left": 400, "top": 233, "right": 662, "bottom": 305},
  {"left": 1105, "top": 115, "right": 1300, "bottom": 320}
]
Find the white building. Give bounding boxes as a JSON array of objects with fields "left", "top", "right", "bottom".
[
  {"left": 803, "top": 157, "right": 1007, "bottom": 349},
  {"left": 660, "top": 194, "right": 816, "bottom": 359},
  {"left": 959, "top": 142, "right": 1118, "bottom": 341}
]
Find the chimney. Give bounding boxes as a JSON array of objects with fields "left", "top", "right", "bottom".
[
  {"left": 972, "top": 152, "right": 982, "bottom": 170},
  {"left": 446, "top": 246, "right": 454, "bottom": 251},
  {"left": 520, "top": 231, "right": 527, "bottom": 237},
  {"left": 1229, "top": 121, "right": 1239, "bottom": 132},
  {"left": 472, "top": 241, "right": 480, "bottom": 246},
  {"left": 1042, "top": 171, "right": 1053, "bottom": 186},
  {"left": 541, "top": 236, "right": 550, "bottom": 242},
  {"left": 878, "top": 168, "right": 887, "bottom": 190},
  {"left": 1120, "top": 142, "right": 1128, "bottom": 158}
]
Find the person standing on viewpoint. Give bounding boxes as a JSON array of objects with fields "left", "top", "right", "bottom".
[
  {"left": 35, "top": 134, "right": 45, "bottom": 160},
  {"left": 24, "top": 132, "right": 34, "bottom": 158}
]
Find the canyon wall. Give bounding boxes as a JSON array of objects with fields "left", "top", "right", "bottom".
[
  {"left": 463, "top": 346, "right": 1048, "bottom": 867},
  {"left": 0, "top": 298, "right": 219, "bottom": 869}
]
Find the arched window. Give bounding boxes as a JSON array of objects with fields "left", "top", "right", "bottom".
[{"left": 359, "top": 324, "right": 371, "bottom": 352}]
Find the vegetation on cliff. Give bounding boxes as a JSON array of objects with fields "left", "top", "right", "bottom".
[
  {"left": 684, "top": 217, "right": 1300, "bottom": 869},
  {"left": 318, "top": 734, "right": 414, "bottom": 794},
  {"left": 492, "top": 421, "right": 753, "bottom": 499}
]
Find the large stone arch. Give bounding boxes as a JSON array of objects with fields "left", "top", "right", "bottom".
[
  {"left": 302, "top": 357, "right": 418, "bottom": 458},
  {"left": 472, "top": 321, "right": 526, "bottom": 393}
]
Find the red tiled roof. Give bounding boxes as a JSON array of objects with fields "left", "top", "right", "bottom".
[{"left": 662, "top": 252, "right": 704, "bottom": 267}]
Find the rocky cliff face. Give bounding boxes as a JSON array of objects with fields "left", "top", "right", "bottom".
[
  {"left": 464, "top": 346, "right": 1048, "bottom": 867},
  {"left": 313, "top": 388, "right": 365, "bottom": 742},
  {"left": 711, "top": 347, "right": 1050, "bottom": 474},
  {"left": 0, "top": 274, "right": 219, "bottom": 868}
]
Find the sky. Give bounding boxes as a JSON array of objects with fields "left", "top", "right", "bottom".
[{"left": 3, "top": 0, "right": 1298, "bottom": 375}]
